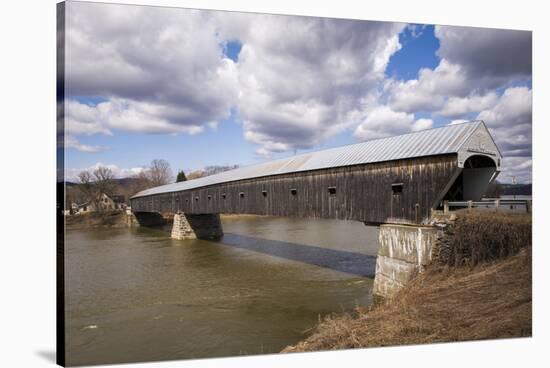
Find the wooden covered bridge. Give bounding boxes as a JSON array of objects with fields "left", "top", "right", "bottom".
[
  {"left": 130, "top": 120, "right": 501, "bottom": 229},
  {"left": 130, "top": 120, "right": 502, "bottom": 298}
]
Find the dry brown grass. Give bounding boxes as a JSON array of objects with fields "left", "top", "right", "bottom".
[
  {"left": 437, "top": 211, "right": 531, "bottom": 267},
  {"left": 284, "top": 247, "right": 531, "bottom": 352}
]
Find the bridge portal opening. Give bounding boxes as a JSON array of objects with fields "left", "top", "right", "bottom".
[{"left": 443, "top": 155, "right": 498, "bottom": 202}]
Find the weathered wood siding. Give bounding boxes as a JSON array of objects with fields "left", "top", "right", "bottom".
[{"left": 131, "top": 154, "right": 459, "bottom": 224}]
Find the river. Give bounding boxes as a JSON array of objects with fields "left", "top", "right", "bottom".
[{"left": 65, "top": 216, "right": 379, "bottom": 366}]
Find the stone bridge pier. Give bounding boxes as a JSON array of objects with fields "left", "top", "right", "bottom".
[
  {"left": 373, "top": 224, "right": 441, "bottom": 300},
  {"left": 171, "top": 212, "right": 224, "bottom": 240},
  {"left": 130, "top": 211, "right": 224, "bottom": 240}
]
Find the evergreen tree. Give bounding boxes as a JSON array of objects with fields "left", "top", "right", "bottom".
[{"left": 176, "top": 170, "right": 187, "bottom": 182}]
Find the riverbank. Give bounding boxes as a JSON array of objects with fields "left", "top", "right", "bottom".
[
  {"left": 65, "top": 211, "right": 129, "bottom": 229},
  {"left": 283, "top": 211, "right": 532, "bottom": 352}
]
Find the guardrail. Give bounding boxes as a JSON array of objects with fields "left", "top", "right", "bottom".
[{"left": 442, "top": 199, "right": 532, "bottom": 213}]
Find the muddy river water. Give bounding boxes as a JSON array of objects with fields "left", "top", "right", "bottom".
[{"left": 65, "top": 216, "right": 379, "bottom": 366}]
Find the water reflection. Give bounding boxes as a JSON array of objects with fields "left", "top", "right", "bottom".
[{"left": 220, "top": 233, "right": 376, "bottom": 277}]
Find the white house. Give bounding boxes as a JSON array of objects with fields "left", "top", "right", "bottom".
[{"left": 72, "top": 193, "right": 126, "bottom": 214}]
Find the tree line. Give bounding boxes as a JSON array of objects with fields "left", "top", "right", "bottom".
[{"left": 67, "top": 159, "right": 239, "bottom": 210}]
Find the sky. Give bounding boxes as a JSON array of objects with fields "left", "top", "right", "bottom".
[{"left": 62, "top": 2, "right": 533, "bottom": 183}]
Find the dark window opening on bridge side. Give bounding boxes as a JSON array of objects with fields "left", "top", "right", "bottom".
[
  {"left": 195, "top": 196, "right": 199, "bottom": 201},
  {"left": 290, "top": 188, "right": 297, "bottom": 196},
  {"left": 222, "top": 193, "right": 227, "bottom": 199},
  {"left": 239, "top": 192, "right": 245, "bottom": 198},
  {"left": 262, "top": 190, "right": 267, "bottom": 197},
  {"left": 185, "top": 199, "right": 189, "bottom": 203},
  {"left": 207, "top": 195, "right": 212, "bottom": 200},
  {"left": 392, "top": 183, "right": 403, "bottom": 195},
  {"left": 328, "top": 186, "right": 336, "bottom": 195}
]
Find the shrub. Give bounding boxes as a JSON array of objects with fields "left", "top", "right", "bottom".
[{"left": 437, "top": 211, "right": 531, "bottom": 267}]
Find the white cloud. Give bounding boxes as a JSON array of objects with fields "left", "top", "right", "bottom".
[
  {"left": 412, "top": 118, "right": 433, "bottom": 131},
  {"left": 66, "top": 3, "right": 405, "bottom": 155},
  {"left": 353, "top": 106, "right": 432, "bottom": 140},
  {"left": 437, "top": 92, "right": 499, "bottom": 119},
  {"left": 65, "top": 2, "right": 239, "bottom": 135},
  {"left": 65, "top": 162, "right": 147, "bottom": 181},
  {"left": 477, "top": 87, "right": 532, "bottom": 157},
  {"left": 65, "top": 100, "right": 112, "bottom": 136},
  {"left": 387, "top": 60, "right": 470, "bottom": 113},
  {"left": 386, "top": 26, "right": 531, "bottom": 118},
  {"left": 477, "top": 87, "right": 532, "bottom": 128},
  {"left": 232, "top": 16, "right": 404, "bottom": 154},
  {"left": 65, "top": 135, "right": 106, "bottom": 153},
  {"left": 499, "top": 157, "right": 532, "bottom": 183}
]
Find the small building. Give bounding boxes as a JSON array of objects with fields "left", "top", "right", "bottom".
[{"left": 72, "top": 193, "right": 126, "bottom": 214}]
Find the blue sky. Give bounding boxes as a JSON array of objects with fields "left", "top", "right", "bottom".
[
  {"left": 64, "top": 3, "right": 532, "bottom": 182},
  {"left": 386, "top": 25, "right": 440, "bottom": 81}
]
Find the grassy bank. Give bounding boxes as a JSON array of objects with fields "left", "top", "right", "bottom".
[
  {"left": 283, "top": 211, "right": 532, "bottom": 352},
  {"left": 65, "top": 211, "right": 128, "bottom": 229}
]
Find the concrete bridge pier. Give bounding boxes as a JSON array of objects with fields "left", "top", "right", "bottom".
[
  {"left": 373, "top": 224, "right": 441, "bottom": 300},
  {"left": 171, "top": 212, "right": 223, "bottom": 241}
]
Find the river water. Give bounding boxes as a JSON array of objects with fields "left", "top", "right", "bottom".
[{"left": 65, "top": 216, "right": 379, "bottom": 366}]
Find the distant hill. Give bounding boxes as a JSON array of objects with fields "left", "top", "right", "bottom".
[{"left": 499, "top": 183, "right": 531, "bottom": 196}]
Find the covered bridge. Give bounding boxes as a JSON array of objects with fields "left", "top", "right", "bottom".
[{"left": 130, "top": 120, "right": 501, "bottom": 226}]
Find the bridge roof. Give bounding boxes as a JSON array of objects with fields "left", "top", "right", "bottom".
[{"left": 132, "top": 120, "right": 497, "bottom": 198}]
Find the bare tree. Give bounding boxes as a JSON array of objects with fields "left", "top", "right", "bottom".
[
  {"left": 127, "top": 170, "right": 153, "bottom": 198},
  {"left": 149, "top": 159, "right": 173, "bottom": 186},
  {"left": 186, "top": 170, "right": 205, "bottom": 180},
  {"left": 77, "top": 170, "right": 95, "bottom": 205},
  {"left": 203, "top": 165, "right": 239, "bottom": 176},
  {"left": 187, "top": 165, "right": 239, "bottom": 180},
  {"left": 123, "top": 160, "right": 171, "bottom": 199},
  {"left": 77, "top": 166, "right": 115, "bottom": 212},
  {"left": 93, "top": 166, "right": 115, "bottom": 197}
]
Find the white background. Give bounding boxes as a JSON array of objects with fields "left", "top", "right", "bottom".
[{"left": 0, "top": 0, "right": 548, "bottom": 367}]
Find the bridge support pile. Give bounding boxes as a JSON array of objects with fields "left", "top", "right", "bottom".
[
  {"left": 373, "top": 224, "right": 441, "bottom": 300},
  {"left": 171, "top": 212, "right": 197, "bottom": 240},
  {"left": 171, "top": 213, "right": 224, "bottom": 240}
]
